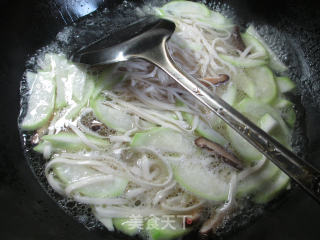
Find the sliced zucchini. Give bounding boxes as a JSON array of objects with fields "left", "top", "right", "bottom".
[
  {"left": 284, "top": 110, "right": 296, "bottom": 128},
  {"left": 253, "top": 171, "right": 290, "bottom": 204},
  {"left": 259, "top": 113, "right": 278, "bottom": 133},
  {"left": 158, "top": 0, "right": 210, "bottom": 18},
  {"left": 131, "top": 127, "right": 195, "bottom": 155},
  {"left": 274, "top": 98, "right": 296, "bottom": 128},
  {"left": 241, "top": 32, "right": 268, "bottom": 59},
  {"left": 196, "top": 121, "right": 229, "bottom": 146},
  {"left": 65, "top": 75, "right": 95, "bottom": 120},
  {"left": 173, "top": 160, "right": 231, "bottom": 201},
  {"left": 236, "top": 98, "right": 289, "bottom": 137},
  {"left": 146, "top": 217, "right": 191, "bottom": 240},
  {"left": 82, "top": 74, "right": 96, "bottom": 100},
  {"left": 25, "top": 71, "right": 37, "bottom": 88},
  {"left": 276, "top": 76, "right": 296, "bottom": 93},
  {"left": 33, "top": 141, "right": 51, "bottom": 153},
  {"left": 227, "top": 98, "right": 289, "bottom": 163},
  {"left": 173, "top": 156, "right": 279, "bottom": 201},
  {"left": 51, "top": 55, "right": 73, "bottom": 109},
  {"left": 177, "top": 100, "right": 228, "bottom": 146},
  {"left": 92, "top": 67, "right": 125, "bottom": 100},
  {"left": 227, "top": 126, "right": 262, "bottom": 163},
  {"left": 113, "top": 218, "right": 140, "bottom": 236},
  {"left": 246, "top": 25, "right": 288, "bottom": 73},
  {"left": 274, "top": 98, "right": 293, "bottom": 109},
  {"left": 219, "top": 54, "right": 267, "bottom": 68},
  {"left": 21, "top": 71, "right": 56, "bottom": 131},
  {"left": 92, "top": 97, "right": 134, "bottom": 132},
  {"left": 234, "top": 66, "right": 278, "bottom": 104},
  {"left": 158, "top": 0, "right": 232, "bottom": 30},
  {"left": 245, "top": 66, "right": 277, "bottom": 104},
  {"left": 67, "top": 64, "right": 89, "bottom": 103},
  {"left": 33, "top": 141, "right": 54, "bottom": 155},
  {"left": 234, "top": 70, "right": 256, "bottom": 99},
  {"left": 34, "top": 132, "right": 109, "bottom": 153},
  {"left": 221, "top": 82, "right": 238, "bottom": 106},
  {"left": 237, "top": 160, "right": 280, "bottom": 198},
  {"left": 53, "top": 163, "right": 128, "bottom": 198},
  {"left": 55, "top": 72, "right": 70, "bottom": 109},
  {"left": 40, "top": 53, "right": 92, "bottom": 109},
  {"left": 42, "top": 53, "right": 89, "bottom": 104},
  {"left": 39, "top": 53, "right": 68, "bottom": 72},
  {"left": 199, "top": 11, "right": 234, "bottom": 30},
  {"left": 41, "top": 53, "right": 97, "bottom": 110},
  {"left": 182, "top": 112, "right": 228, "bottom": 146},
  {"left": 65, "top": 103, "right": 86, "bottom": 121}
]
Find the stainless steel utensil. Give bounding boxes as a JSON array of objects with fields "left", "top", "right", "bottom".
[{"left": 72, "top": 16, "right": 320, "bottom": 203}]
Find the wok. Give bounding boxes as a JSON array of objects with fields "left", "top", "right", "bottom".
[{"left": 1, "top": 0, "right": 320, "bottom": 239}]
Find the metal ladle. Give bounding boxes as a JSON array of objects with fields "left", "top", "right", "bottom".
[{"left": 72, "top": 16, "right": 320, "bottom": 203}]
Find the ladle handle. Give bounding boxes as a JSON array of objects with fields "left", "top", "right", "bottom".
[{"left": 139, "top": 39, "right": 320, "bottom": 204}]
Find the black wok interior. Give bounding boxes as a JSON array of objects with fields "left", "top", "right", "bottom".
[{"left": 1, "top": 0, "right": 320, "bottom": 239}]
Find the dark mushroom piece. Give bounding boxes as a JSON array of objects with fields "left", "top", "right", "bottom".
[
  {"left": 31, "top": 125, "right": 49, "bottom": 145},
  {"left": 90, "top": 121, "right": 103, "bottom": 131},
  {"left": 195, "top": 137, "right": 243, "bottom": 170},
  {"left": 31, "top": 133, "right": 40, "bottom": 145},
  {"left": 202, "top": 74, "right": 229, "bottom": 86},
  {"left": 231, "top": 26, "right": 246, "bottom": 52}
]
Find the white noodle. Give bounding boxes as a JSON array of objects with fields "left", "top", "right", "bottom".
[
  {"left": 65, "top": 175, "right": 114, "bottom": 195},
  {"left": 140, "top": 155, "right": 152, "bottom": 180},
  {"left": 73, "top": 195, "right": 128, "bottom": 205},
  {"left": 94, "top": 206, "right": 169, "bottom": 218},
  {"left": 68, "top": 123, "right": 99, "bottom": 150},
  {"left": 109, "top": 127, "right": 138, "bottom": 143},
  {"left": 190, "top": 114, "right": 200, "bottom": 132},
  {"left": 200, "top": 174, "right": 238, "bottom": 233},
  {"left": 109, "top": 135, "right": 131, "bottom": 142},
  {"left": 240, "top": 45, "right": 253, "bottom": 58},
  {"left": 43, "top": 142, "right": 52, "bottom": 159},
  {"left": 126, "top": 188, "right": 147, "bottom": 199},
  {"left": 45, "top": 158, "right": 108, "bottom": 175},
  {"left": 160, "top": 200, "right": 206, "bottom": 213},
  {"left": 60, "top": 150, "right": 174, "bottom": 189},
  {"left": 238, "top": 157, "right": 267, "bottom": 181},
  {"left": 47, "top": 173, "right": 65, "bottom": 195},
  {"left": 103, "top": 100, "right": 182, "bottom": 132},
  {"left": 248, "top": 51, "right": 267, "bottom": 59},
  {"left": 153, "top": 182, "right": 176, "bottom": 205}
]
